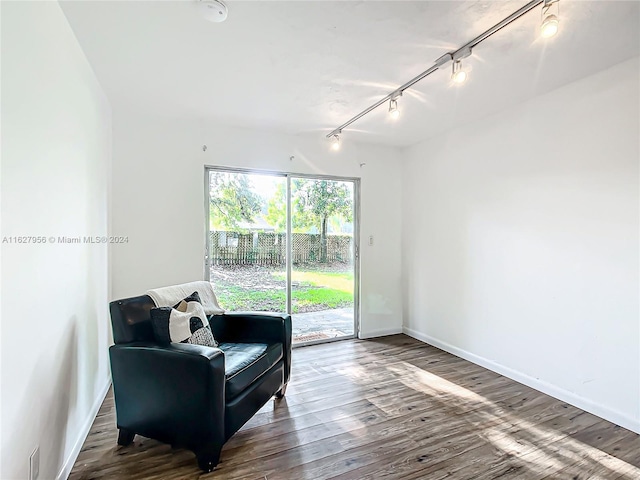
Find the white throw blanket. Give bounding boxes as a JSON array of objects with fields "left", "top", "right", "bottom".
[{"left": 146, "top": 281, "right": 225, "bottom": 315}]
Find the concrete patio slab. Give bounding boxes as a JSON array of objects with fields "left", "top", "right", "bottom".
[{"left": 291, "top": 307, "right": 354, "bottom": 343}]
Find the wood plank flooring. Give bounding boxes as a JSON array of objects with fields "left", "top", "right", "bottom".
[{"left": 69, "top": 335, "right": 640, "bottom": 479}]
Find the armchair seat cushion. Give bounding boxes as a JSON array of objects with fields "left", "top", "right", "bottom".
[{"left": 219, "top": 342, "right": 283, "bottom": 400}]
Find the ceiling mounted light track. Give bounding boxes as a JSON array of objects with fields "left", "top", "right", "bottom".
[{"left": 327, "top": 0, "right": 559, "bottom": 148}]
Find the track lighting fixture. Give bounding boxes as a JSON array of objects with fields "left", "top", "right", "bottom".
[
  {"left": 541, "top": 0, "right": 560, "bottom": 38},
  {"left": 327, "top": 0, "right": 561, "bottom": 149},
  {"left": 330, "top": 134, "right": 341, "bottom": 151},
  {"left": 451, "top": 60, "right": 468, "bottom": 84},
  {"left": 389, "top": 98, "right": 400, "bottom": 119},
  {"left": 541, "top": 15, "right": 559, "bottom": 38}
]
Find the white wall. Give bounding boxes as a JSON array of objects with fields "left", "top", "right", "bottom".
[
  {"left": 1, "top": 2, "right": 112, "bottom": 479},
  {"left": 402, "top": 57, "right": 640, "bottom": 433},
  {"left": 110, "top": 113, "right": 403, "bottom": 338}
]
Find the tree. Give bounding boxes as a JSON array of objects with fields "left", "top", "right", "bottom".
[
  {"left": 209, "top": 172, "right": 263, "bottom": 230},
  {"left": 265, "top": 183, "right": 287, "bottom": 232},
  {"left": 265, "top": 182, "right": 315, "bottom": 233},
  {"left": 293, "top": 179, "right": 353, "bottom": 262}
]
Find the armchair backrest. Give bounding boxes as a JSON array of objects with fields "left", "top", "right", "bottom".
[{"left": 109, "top": 295, "right": 156, "bottom": 344}]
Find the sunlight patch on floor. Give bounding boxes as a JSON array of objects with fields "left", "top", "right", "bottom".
[{"left": 385, "top": 360, "right": 640, "bottom": 478}]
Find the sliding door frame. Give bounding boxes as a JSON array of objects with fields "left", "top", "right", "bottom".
[{"left": 204, "top": 165, "right": 361, "bottom": 346}]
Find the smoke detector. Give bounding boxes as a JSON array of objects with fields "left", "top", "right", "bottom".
[{"left": 198, "top": 0, "right": 228, "bottom": 23}]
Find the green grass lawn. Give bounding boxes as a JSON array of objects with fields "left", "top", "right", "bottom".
[
  {"left": 274, "top": 270, "right": 353, "bottom": 292},
  {"left": 215, "top": 268, "right": 354, "bottom": 313}
]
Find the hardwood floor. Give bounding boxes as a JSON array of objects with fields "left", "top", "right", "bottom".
[{"left": 69, "top": 335, "right": 640, "bottom": 479}]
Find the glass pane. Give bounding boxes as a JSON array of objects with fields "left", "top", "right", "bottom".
[
  {"left": 290, "top": 177, "right": 355, "bottom": 344},
  {"left": 208, "top": 171, "right": 286, "bottom": 313}
]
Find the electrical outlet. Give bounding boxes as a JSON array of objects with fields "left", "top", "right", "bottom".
[{"left": 29, "top": 446, "right": 40, "bottom": 480}]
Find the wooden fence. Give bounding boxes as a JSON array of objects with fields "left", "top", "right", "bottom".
[{"left": 210, "top": 231, "right": 352, "bottom": 265}]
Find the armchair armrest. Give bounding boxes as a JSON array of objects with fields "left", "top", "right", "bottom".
[
  {"left": 209, "top": 312, "right": 291, "bottom": 343},
  {"left": 109, "top": 342, "right": 225, "bottom": 447},
  {"left": 209, "top": 312, "right": 292, "bottom": 385}
]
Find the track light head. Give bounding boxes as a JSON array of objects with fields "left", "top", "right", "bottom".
[
  {"left": 541, "top": 13, "right": 559, "bottom": 38},
  {"left": 389, "top": 99, "right": 400, "bottom": 120},
  {"left": 451, "top": 60, "right": 467, "bottom": 84},
  {"left": 541, "top": 0, "right": 560, "bottom": 38},
  {"left": 330, "top": 134, "right": 341, "bottom": 151}
]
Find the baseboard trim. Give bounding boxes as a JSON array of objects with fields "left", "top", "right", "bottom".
[
  {"left": 402, "top": 327, "right": 640, "bottom": 434},
  {"left": 359, "top": 327, "right": 403, "bottom": 339},
  {"left": 56, "top": 377, "right": 111, "bottom": 480}
]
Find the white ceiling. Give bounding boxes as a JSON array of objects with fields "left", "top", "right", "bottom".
[{"left": 60, "top": 0, "right": 640, "bottom": 147}]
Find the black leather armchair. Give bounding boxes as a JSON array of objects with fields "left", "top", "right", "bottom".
[{"left": 108, "top": 295, "right": 292, "bottom": 472}]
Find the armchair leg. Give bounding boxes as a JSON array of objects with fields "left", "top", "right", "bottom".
[
  {"left": 117, "top": 428, "right": 135, "bottom": 446},
  {"left": 196, "top": 442, "right": 223, "bottom": 473},
  {"left": 275, "top": 383, "right": 288, "bottom": 399}
]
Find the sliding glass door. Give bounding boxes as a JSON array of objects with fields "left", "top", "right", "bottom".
[
  {"left": 205, "top": 168, "right": 358, "bottom": 345},
  {"left": 289, "top": 177, "right": 355, "bottom": 342}
]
